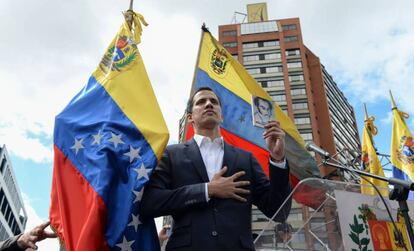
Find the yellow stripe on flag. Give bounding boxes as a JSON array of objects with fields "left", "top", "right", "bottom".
[
  {"left": 198, "top": 32, "right": 305, "bottom": 146},
  {"left": 93, "top": 13, "right": 169, "bottom": 160},
  {"left": 360, "top": 113, "right": 388, "bottom": 196},
  {"left": 390, "top": 107, "right": 414, "bottom": 181}
]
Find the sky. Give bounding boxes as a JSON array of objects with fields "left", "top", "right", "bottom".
[{"left": 1, "top": 0, "right": 414, "bottom": 250}]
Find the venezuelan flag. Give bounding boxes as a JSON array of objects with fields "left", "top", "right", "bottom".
[
  {"left": 390, "top": 91, "right": 414, "bottom": 199},
  {"left": 185, "top": 27, "right": 320, "bottom": 200},
  {"left": 50, "top": 11, "right": 169, "bottom": 251},
  {"left": 360, "top": 104, "right": 388, "bottom": 196}
]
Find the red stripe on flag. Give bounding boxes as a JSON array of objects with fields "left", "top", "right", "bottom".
[
  {"left": 186, "top": 124, "right": 301, "bottom": 183},
  {"left": 220, "top": 128, "right": 270, "bottom": 176},
  {"left": 50, "top": 145, "right": 110, "bottom": 251}
]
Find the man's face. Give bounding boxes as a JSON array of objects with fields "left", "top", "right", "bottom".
[
  {"left": 257, "top": 99, "right": 271, "bottom": 117},
  {"left": 188, "top": 90, "right": 223, "bottom": 130}
]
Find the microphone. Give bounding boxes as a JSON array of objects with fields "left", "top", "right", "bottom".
[{"left": 305, "top": 142, "right": 330, "bottom": 158}]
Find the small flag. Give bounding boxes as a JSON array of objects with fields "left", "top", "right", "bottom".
[
  {"left": 360, "top": 104, "right": 388, "bottom": 196},
  {"left": 390, "top": 91, "right": 414, "bottom": 199}
]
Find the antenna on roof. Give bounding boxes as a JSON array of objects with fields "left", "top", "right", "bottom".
[{"left": 231, "top": 11, "right": 247, "bottom": 24}]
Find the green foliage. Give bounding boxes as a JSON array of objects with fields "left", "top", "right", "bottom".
[
  {"left": 114, "top": 52, "right": 136, "bottom": 69},
  {"left": 360, "top": 238, "right": 369, "bottom": 246},
  {"left": 349, "top": 213, "right": 372, "bottom": 251},
  {"left": 349, "top": 232, "right": 359, "bottom": 245}
]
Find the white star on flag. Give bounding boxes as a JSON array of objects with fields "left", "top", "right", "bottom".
[
  {"left": 91, "top": 130, "right": 104, "bottom": 145},
  {"left": 115, "top": 236, "right": 135, "bottom": 251},
  {"left": 133, "top": 188, "right": 144, "bottom": 203},
  {"left": 124, "top": 146, "right": 141, "bottom": 163},
  {"left": 109, "top": 132, "right": 125, "bottom": 148},
  {"left": 70, "top": 138, "right": 84, "bottom": 155},
  {"left": 134, "top": 163, "right": 150, "bottom": 180},
  {"left": 128, "top": 213, "right": 142, "bottom": 232}
]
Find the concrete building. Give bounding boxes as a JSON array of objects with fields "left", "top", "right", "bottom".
[{"left": 0, "top": 145, "right": 27, "bottom": 241}]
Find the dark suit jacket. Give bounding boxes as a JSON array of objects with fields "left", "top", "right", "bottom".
[
  {"left": 141, "top": 139, "right": 292, "bottom": 251},
  {"left": 0, "top": 234, "right": 24, "bottom": 251}
]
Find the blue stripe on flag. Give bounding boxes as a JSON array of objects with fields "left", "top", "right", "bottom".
[
  {"left": 195, "top": 68, "right": 267, "bottom": 150},
  {"left": 54, "top": 76, "right": 157, "bottom": 246},
  {"left": 392, "top": 165, "right": 414, "bottom": 200}
]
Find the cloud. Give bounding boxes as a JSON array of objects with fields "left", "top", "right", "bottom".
[
  {"left": 1, "top": 0, "right": 414, "bottom": 163},
  {"left": 22, "top": 194, "right": 60, "bottom": 250}
]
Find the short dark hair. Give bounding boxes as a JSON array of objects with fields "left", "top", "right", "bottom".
[
  {"left": 186, "top": 87, "right": 221, "bottom": 114},
  {"left": 253, "top": 97, "right": 272, "bottom": 110}
]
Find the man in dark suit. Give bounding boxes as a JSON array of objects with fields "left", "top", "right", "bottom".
[{"left": 141, "top": 87, "right": 291, "bottom": 251}]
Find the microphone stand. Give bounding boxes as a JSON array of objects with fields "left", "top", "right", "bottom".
[{"left": 322, "top": 158, "right": 414, "bottom": 248}]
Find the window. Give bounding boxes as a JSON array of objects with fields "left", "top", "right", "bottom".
[
  {"left": 291, "top": 89, "right": 306, "bottom": 96},
  {"left": 287, "top": 62, "right": 302, "bottom": 68},
  {"left": 0, "top": 158, "right": 6, "bottom": 173},
  {"left": 242, "top": 40, "right": 279, "bottom": 50},
  {"left": 271, "top": 95, "right": 286, "bottom": 102},
  {"left": 247, "top": 68, "right": 260, "bottom": 74},
  {"left": 294, "top": 117, "right": 311, "bottom": 125},
  {"left": 223, "top": 42, "right": 237, "bottom": 48},
  {"left": 263, "top": 40, "right": 279, "bottom": 47},
  {"left": 222, "top": 30, "right": 236, "bottom": 36},
  {"left": 289, "top": 74, "right": 304, "bottom": 82},
  {"left": 267, "top": 80, "right": 284, "bottom": 87},
  {"left": 243, "top": 55, "right": 259, "bottom": 62},
  {"left": 232, "top": 54, "right": 238, "bottom": 60},
  {"left": 264, "top": 53, "right": 281, "bottom": 60},
  {"left": 284, "top": 36, "right": 298, "bottom": 42},
  {"left": 240, "top": 21, "right": 278, "bottom": 35},
  {"left": 292, "top": 102, "right": 308, "bottom": 110},
  {"left": 282, "top": 24, "right": 297, "bottom": 31},
  {"left": 242, "top": 42, "right": 258, "bottom": 49},
  {"left": 301, "top": 132, "right": 313, "bottom": 141},
  {"left": 266, "top": 66, "right": 282, "bottom": 73},
  {"left": 286, "top": 49, "right": 300, "bottom": 56}
]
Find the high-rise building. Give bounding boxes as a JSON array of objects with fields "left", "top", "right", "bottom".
[
  {"left": 216, "top": 3, "right": 360, "bottom": 250},
  {"left": 219, "top": 7, "right": 360, "bottom": 174},
  {"left": 0, "top": 145, "right": 27, "bottom": 241}
]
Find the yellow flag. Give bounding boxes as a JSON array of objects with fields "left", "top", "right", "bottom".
[
  {"left": 360, "top": 106, "right": 388, "bottom": 196},
  {"left": 390, "top": 92, "right": 414, "bottom": 187},
  {"left": 386, "top": 215, "right": 412, "bottom": 251}
]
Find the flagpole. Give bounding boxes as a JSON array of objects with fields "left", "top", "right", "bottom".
[
  {"left": 179, "top": 25, "right": 206, "bottom": 143},
  {"left": 129, "top": 0, "right": 134, "bottom": 10},
  {"left": 389, "top": 90, "right": 397, "bottom": 109},
  {"left": 363, "top": 103, "right": 368, "bottom": 120}
]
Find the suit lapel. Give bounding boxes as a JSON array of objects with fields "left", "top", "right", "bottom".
[
  {"left": 184, "top": 139, "right": 210, "bottom": 182},
  {"left": 223, "top": 142, "right": 238, "bottom": 175}
]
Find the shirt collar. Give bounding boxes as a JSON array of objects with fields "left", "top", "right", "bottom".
[{"left": 193, "top": 134, "right": 224, "bottom": 148}]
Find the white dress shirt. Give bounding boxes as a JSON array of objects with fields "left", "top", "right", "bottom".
[
  {"left": 193, "top": 134, "right": 224, "bottom": 181},
  {"left": 193, "top": 134, "right": 286, "bottom": 202}
]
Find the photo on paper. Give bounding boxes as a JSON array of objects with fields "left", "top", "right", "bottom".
[{"left": 252, "top": 95, "right": 275, "bottom": 128}]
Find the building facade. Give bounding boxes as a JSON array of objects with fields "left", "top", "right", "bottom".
[
  {"left": 0, "top": 145, "right": 27, "bottom": 241},
  {"left": 218, "top": 17, "right": 360, "bottom": 175},
  {"left": 216, "top": 4, "right": 360, "bottom": 250}
]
